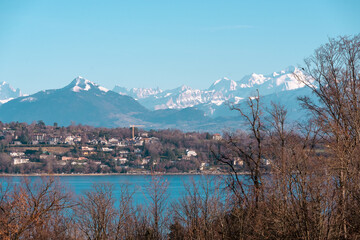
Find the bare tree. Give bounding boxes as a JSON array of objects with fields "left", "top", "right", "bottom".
[
  {"left": 0, "top": 177, "right": 73, "bottom": 240},
  {"left": 143, "top": 175, "right": 169, "bottom": 239},
  {"left": 76, "top": 183, "right": 117, "bottom": 240},
  {"left": 214, "top": 90, "right": 265, "bottom": 208},
  {"left": 296, "top": 34, "right": 360, "bottom": 238},
  {"left": 169, "top": 176, "right": 225, "bottom": 239},
  {"left": 114, "top": 183, "right": 137, "bottom": 239}
]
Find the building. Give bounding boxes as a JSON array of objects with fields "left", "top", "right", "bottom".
[
  {"left": 200, "top": 162, "right": 209, "bottom": 171},
  {"left": 115, "top": 158, "right": 128, "bottom": 164},
  {"left": 10, "top": 152, "right": 25, "bottom": 157},
  {"left": 13, "top": 158, "right": 29, "bottom": 165},
  {"left": 213, "top": 134, "right": 222, "bottom": 141},
  {"left": 186, "top": 149, "right": 197, "bottom": 157}
]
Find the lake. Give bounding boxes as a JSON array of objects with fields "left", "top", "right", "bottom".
[{"left": 0, "top": 174, "right": 230, "bottom": 205}]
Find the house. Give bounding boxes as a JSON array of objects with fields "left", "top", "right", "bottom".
[
  {"left": 101, "top": 147, "right": 113, "bottom": 152},
  {"left": 186, "top": 149, "right": 197, "bottom": 157},
  {"left": 62, "top": 156, "right": 74, "bottom": 161},
  {"left": 13, "top": 158, "right": 29, "bottom": 165},
  {"left": 71, "top": 161, "right": 87, "bottom": 165},
  {"left": 48, "top": 136, "right": 60, "bottom": 145},
  {"left": 200, "top": 162, "right": 209, "bottom": 171},
  {"left": 108, "top": 138, "right": 119, "bottom": 145},
  {"left": 64, "top": 136, "right": 75, "bottom": 145},
  {"left": 140, "top": 157, "right": 151, "bottom": 165},
  {"left": 134, "top": 139, "right": 144, "bottom": 146},
  {"left": 10, "top": 152, "right": 25, "bottom": 157},
  {"left": 118, "top": 141, "right": 128, "bottom": 147},
  {"left": 33, "top": 133, "right": 45, "bottom": 142},
  {"left": 115, "top": 158, "right": 128, "bottom": 164},
  {"left": 119, "top": 150, "right": 129, "bottom": 157},
  {"left": 12, "top": 141, "right": 22, "bottom": 145},
  {"left": 233, "top": 157, "right": 244, "bottom": 166},
  {"left": 213, "top": 133, "right": 222, "bottom": 141},
  {"left": 182, "top": 150, "right": 197, "bottom": 160},
  {"left": 82, "top": 146, "right": 95, "bottom": 151},
  {"left": 141, "top": 132, "right": 149, "bottom": 137},
  {"left": 88, "top": 139, "right": 98, "bottom": 145}
]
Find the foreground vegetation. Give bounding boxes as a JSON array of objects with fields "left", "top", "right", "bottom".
[{"left": 0, "top": 35, "right": 359, "bottom": 239}]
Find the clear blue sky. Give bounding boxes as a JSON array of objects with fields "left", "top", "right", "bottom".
[{"left": 0, "top": 0, "right": 359, "bottom": 94}]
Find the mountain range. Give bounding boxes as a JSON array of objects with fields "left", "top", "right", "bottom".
[
  {"left": 112, "top": 66, "right": 310, "bottom": 117},
  {"left": 0, "top": 66, "right": 314, "bottom": 131}
]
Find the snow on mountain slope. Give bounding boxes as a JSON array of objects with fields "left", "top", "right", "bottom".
[
  {"left": 0, "top": 81, "right": 22, "bottom": 103},
  {"left": 208, "top": 77, "right": 237, "bottom": 92},
  {"left": 236, "top": 66, "right": 306, "bottom": 95},
  {"left": 113, "top": 85, "right": 162, "bottom": 99},
  {"left": 113, "top": 66, "right": 309, "bottom": 117},
  {"left": 0, "top": 77, "right": 148, "bottom": 127},
  {"left": 67, "top": 76, "right": 109, "bottom": 93}
]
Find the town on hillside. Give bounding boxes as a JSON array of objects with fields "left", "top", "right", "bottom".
[{"left": 0, "top": 121, "right": 242, "bottom": 174}]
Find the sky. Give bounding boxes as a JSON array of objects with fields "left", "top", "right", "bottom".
[{"left": 0, "top": 0, "right": 359, "bottom": 95}]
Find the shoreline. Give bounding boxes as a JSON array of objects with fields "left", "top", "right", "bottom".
[{"left": 0, "top": 172, "right": 237, "bottom": 177}]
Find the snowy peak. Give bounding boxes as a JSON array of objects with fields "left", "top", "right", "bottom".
[
  {"left": 237, "top": 66, "right": 305, "bottom": 91},
  {"left": 208, "top": 77, "right": 237, "bottom": 92},
  {"left": 173, "top": 85, "right": 191, "bottom": 92},
  {"left": 67, "top": 76, "right": 109, "bottom": 93},
  {"left": 112, "top": 85, "right": 162, "bottom": 99},
  {"left": 112, "top": 66, "right": 309, "bottom": 115},
  {"left": 129, "top": 87, "right": 162, "bottom": 99},
  {"left": 238, "top": 73, "right": 267, "bottom": 88},
  {"left": 0, "top": 81, "right": 22, "bottom": 102}
]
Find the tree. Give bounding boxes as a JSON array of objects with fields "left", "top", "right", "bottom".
[
  {"left": 144, "top": 175, "right": 169, "bottom": 239},
  {"left": 75, "top": 183, "right": 117, "bottom": 240},
  {"left": 0, "top": 177, "right": 73, "bottom": 239},
  {"left": 296, "top": 34, "right": 360, "bottom": 239},
  {"left": 215, "top": 90, "right": 265, "bottom": 208}
]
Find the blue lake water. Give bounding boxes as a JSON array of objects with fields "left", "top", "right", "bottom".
[{"left": 1, "top": 175, "right": 230, "bottom": 205}]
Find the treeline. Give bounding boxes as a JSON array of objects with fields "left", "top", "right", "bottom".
[{"left": 0, "top": 35, "right": 359, "bottom": 239}]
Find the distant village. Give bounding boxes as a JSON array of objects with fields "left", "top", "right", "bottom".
[{"left": 0, "top": 121, "right": 237, "bottom": 174}]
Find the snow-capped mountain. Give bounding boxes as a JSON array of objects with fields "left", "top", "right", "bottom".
[
  {"left": 0, "top": 81, "right": 22, "bottom": 104},
  {"left": 0, "top": 77, "right": 149, "bottom": 127},
  {"left": 64, "top": 76, "right": 110, "bottom": 93},
  {"left": 208, "top": 77, "right": 237, "bottom": 92},
  {"left": 0, "top": 67, "right": 314, "bottom": 132},
  {"left": 0, "top": 76, "right": 211, "bottom": 131},
  {"left": 113, "top": 85, "right": 162, "bottom": 99},
  {"left": 113, "top": 66, "right": 308, "bottom": 116},
  {"left": 236, "top": 66, "right": 306, "bottom": 95}
]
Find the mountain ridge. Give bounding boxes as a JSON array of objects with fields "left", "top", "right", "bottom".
[{"left": 0, "top": 67, "right": 314, "bottom": 131}]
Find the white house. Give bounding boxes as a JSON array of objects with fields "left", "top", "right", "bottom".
[
  {"left": 13, "top": 158, "right": 29, "bottom": 165},
  {"left": 186, "top": 149, "right": 197, "bottom": 157}
]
